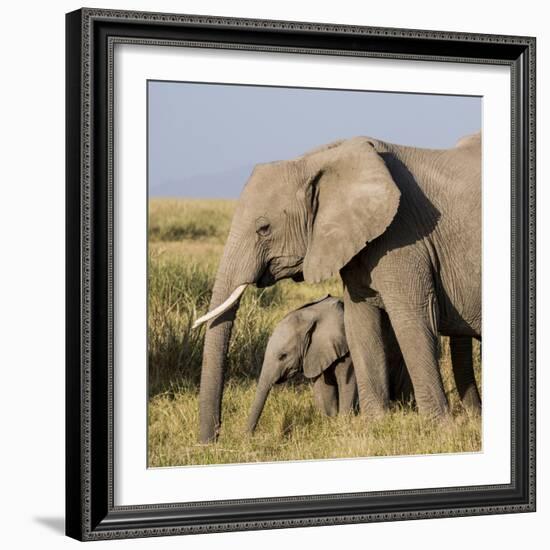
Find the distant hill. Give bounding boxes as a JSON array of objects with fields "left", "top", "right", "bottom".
[{"left": 150, "top": 164, "right": 254, "bottom": 199}]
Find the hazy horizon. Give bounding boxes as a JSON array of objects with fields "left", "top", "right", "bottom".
[{"left": 148, "top": 81, "right": 481, "bottom": 199}]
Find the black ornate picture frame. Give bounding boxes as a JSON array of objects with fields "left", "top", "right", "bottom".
[{"left": 66, "top": 8, "right": 536, "bottom": 541}]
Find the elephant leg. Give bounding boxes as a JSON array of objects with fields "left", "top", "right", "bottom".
[
  {"left": 384, "top": 295, "right": 449, "bottom": 418},
  {"left": 379, "top": 310, "right": 414, "bottom": 404},
  {"left": 389, "top": 359, "right": 414, "bottom": 405},
  {"left": 312, "top": 374, "right": 338, "bottom": 417},
  {"left": 333, "top": 357, "right": 358, "bottom": 414},
  {"left": 450, "top": 336, "right": 481, "bottom": 412},
  {"left": 343, "top": 287, "right": 390, "bottom": 417}
]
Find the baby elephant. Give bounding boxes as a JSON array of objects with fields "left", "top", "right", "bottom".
[{"left": 248, "top": 295, "right": 358, "bottom": 433}]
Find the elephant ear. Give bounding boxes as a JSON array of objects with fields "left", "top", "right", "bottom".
[
  {"left": 302, "top": 309, "right": 349, "bottom": 379},
  {"left": 302, "top": 138, "right": 401, "bottom": 284}
]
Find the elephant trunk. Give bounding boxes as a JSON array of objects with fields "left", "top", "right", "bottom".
[
  {"left": 198, "top": 297, "right": 237, "bottom": 443},
  {"left": 198, "top": 233, "right": 260, "bottom": 443},
  {"left": 247, "top": 380, "right": 273, "bottom": 433}
]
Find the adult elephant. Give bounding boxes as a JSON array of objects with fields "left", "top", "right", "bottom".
[{"left": 194, "top": 133, "right": 481, "bottom": 442}]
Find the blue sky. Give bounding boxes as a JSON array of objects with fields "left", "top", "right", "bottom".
[{"left": 148, "top": 81, "right": 481, "bottom": 198}]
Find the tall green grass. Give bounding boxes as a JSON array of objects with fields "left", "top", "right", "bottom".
[{"left": 147, "top": 198, "right": 481, "bottom": 466}]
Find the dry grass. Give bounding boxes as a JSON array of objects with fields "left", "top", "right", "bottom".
[
  {"left": 148, "top": 198, "right": 481, "bottom": 467},
  {"left": 148, "top": 198, "right": 234, "bottom": 242}
]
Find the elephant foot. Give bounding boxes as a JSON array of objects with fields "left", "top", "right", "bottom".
[
  {"left": 416, "top": 398, "right": 450, "bottom": 421},
  {"left": 359, "top": 401, "right": 388, "bottom": 420},
  {"left": 461, "top": 389, "right": 482, "bottom": 414},
  {"left": 199, "top": 423, "right": 220, "bottom": 444}
]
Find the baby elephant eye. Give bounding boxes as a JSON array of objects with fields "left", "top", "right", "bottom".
[
  {"left": 255, "top": 217, "right": 271, "bottom": 237},
  {"left": 278, "top": 353, "right": 287, "bottom": 361}
]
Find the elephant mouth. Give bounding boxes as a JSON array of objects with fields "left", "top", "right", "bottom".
[
  {"left": 276, "top": 367, "right": 301, "bottom": 384},
  {"left": 257, "top": 267, "right": 275, "bottom": 288},
  {"left": 257, "top": 256, "right": 304, "bottom": 288}
]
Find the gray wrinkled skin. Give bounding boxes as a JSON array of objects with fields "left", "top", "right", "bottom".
[{"left": 198, "top": 134, "right": 482, "bottom": 442}]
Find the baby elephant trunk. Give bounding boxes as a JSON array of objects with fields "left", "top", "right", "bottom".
[{"left": 247, "top": 381, "right": 272, "bottom": 433}]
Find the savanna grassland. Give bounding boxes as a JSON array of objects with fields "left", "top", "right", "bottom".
[{"left": 148, "top": 198, "right": 482, "bottom": 467}]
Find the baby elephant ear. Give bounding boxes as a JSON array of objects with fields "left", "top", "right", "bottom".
[
  {"left": 303, "top": 139, "right": 401, "bottom": 284},
  {"left": 302, "top": 315, "right": 349, "bottom": 379}
]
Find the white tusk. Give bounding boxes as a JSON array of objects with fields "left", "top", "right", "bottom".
[{"left": 192, "top": 284, "right": 248, "bottom": 329}]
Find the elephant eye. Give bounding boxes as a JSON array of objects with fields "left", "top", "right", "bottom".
[
  {"left": 255, "top": 217, "right": 271, "bottom": 237},
  {"left": 278, "top": 353, "right": 287, "bottom": 361}
]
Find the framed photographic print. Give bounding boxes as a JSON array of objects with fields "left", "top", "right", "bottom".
[{"left": 65, "top": 8, "right": 536, "bottom": 541}]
